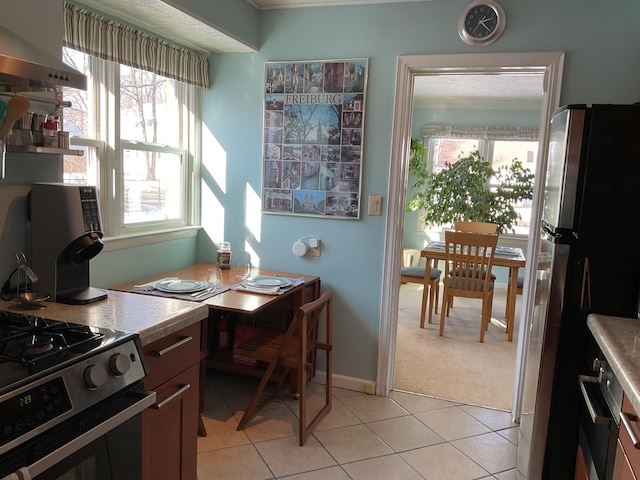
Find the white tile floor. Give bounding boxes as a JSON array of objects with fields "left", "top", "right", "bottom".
[{"left": 197, "top": 372, "right": 517, "bottom": 479}]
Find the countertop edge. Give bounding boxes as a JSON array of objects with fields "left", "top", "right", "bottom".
[
  {"left": 587, "top": 313, "right": 640, "bottom": 415},
  {"left": 0, "top": 291, "right": 209, "bottom": 346}
]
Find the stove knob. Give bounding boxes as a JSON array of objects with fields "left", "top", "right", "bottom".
[
  {"left": 84, "top": 364, "right": 107, "bottom": 389},
  {"left": 109, "top": 353, "right": 131, "bottom": 376}
]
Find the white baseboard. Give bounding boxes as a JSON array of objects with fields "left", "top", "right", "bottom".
[{"left": 312, "top": 371, "right": 377, "bottom": 395}]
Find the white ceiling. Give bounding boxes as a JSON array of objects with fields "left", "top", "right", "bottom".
[
  {"left": 414, "top": 74, "right": 544, "bottom": 110},
  {"left": 75, "top": 0, "right": 544, "bottom": 110}
]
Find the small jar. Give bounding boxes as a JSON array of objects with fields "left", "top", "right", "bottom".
[{"left": 217, "top": 242, "right": 231, "bottom": 269}]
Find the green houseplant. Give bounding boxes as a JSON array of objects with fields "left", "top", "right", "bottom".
[{"left": 406, "top": 140, "right": 534, "bottom": 235}]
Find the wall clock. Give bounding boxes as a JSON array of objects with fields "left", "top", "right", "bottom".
[{"left": 458, "top": 0, "right": 506, "bottom": 47}]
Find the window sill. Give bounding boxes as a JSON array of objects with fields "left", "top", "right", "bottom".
[{"left": 102, "top": 226, "right": 201, "bottom": 252}]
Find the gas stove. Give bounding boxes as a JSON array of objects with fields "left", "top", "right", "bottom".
[{"left": 0, "top": 310, "right": 149, "bottom": 459}]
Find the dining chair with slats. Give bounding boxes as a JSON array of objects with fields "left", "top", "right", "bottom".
[{"left": 440, "top": 231, "right": 498, "bottom": 342}]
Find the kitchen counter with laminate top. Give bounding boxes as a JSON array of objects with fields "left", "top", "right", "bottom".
[
  {"left": 0, "top": 290, "right": 209, "bottom": 345},
  {"left": 587, "top": 313, "right": 640, "bottom": 415}
]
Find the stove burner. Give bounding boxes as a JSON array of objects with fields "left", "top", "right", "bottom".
[
  {"left": 25, "top": 340, "right": 54, "bottom": 357},
  {"left": 0, "top": 311, "right": 104, "bottom": 367}
]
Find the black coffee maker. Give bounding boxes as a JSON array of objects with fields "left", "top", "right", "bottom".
[{"left": 29, "top": 183, "right": 107, "bottom": 304}]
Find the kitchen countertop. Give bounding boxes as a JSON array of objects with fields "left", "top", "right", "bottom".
[
  {"left": 0, "top": 290, "right": 209, "bottom": 345},
  {"left": 587, "top": 313, "right": 640, "bottom": 414}
]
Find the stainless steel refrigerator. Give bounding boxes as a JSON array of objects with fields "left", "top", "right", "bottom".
[{"left": 517, "top": 104, "right": 640, "bottom": 479}]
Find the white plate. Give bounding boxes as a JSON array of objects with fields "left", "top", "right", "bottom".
[
  {"left": 245, "top": 276, "right": 292, "bottom": 288},
  {"left": 155, "top": 279, "right": 208, "bottom": 293}
]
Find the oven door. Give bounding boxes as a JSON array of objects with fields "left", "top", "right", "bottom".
[
  {"left": 578, "top": 375, "right": 619, "bottom": 480},
  {"left": 1, "top": 384, "right": 155, "bottom": 480}
]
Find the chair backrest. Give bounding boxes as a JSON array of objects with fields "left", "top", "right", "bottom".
[
  {"left": 444, "top": 230, "right": 498, "bottom": 294},
  {"left": 402, "top": 248, "right": 421, "bottom": 267},
  {"left": 289, "top": 290, "right": 333, "bottom": 347},
  {"left": 453, "top": 221, "right": 498, "bottom": 234}
]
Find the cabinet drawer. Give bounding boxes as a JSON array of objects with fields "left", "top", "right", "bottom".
[
  {"left": 619, "top": 395, "right": 640, "bottom": 476},
  {"left": 143, "top": 322, "right": 201, "bottom": 390}
]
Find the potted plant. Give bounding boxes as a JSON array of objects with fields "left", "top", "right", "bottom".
[{"left": 406, "top": 140, "right": 534, "bottom": 235}]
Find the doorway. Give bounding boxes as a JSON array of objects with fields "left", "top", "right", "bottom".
[{"left": 377, "top": 52, "right": 565, "bottom": 420}]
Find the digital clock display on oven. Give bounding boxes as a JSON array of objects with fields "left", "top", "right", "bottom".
[{"left": 0, "top": 377, "right": 72, "bottom": 449}]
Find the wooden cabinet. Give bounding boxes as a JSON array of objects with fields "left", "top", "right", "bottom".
[
  {"left": 613, "top": 394, "right": 640, "bottom": 480},
  {"left": 142, "top": 322, "right": 201, "bottom": 480}
]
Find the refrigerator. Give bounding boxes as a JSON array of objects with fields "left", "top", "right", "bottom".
[{"left": 517, "top": 104, "right": 640, "bottom": 479}]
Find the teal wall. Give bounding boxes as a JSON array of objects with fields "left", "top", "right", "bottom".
[
  {"left": 1, "top": 0, "right": 639, "bottom": 384},
  {"left": 188, "top": 0, "right": 640, "bottom": 382}
]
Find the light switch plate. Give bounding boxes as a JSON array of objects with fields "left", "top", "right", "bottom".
[{"left": 368, "top": 195, "right": 382, "bottom": 216}]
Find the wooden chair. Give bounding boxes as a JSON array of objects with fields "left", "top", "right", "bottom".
[
  {"left": 400, "top": 249, "right": 441, "bottom": 326},
  {"left": 440, "top": 231, "right": 498, "bottom": 342},
  {"left": 233, "top": 290, "right": 333, "bottom": 446},
  {"left": 449, "top": 221, "right": 498, "bottom": 308},
  {"left": 453, "top": 221, "right": 497, "bottom": 234}
]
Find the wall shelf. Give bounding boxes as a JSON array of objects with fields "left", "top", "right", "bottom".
[{"left": 5, "top": 145, "right": 82, "bottom": 155}]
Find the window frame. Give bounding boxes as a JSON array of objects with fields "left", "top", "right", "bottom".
[{"left": 64, "top": 48, "right": 201, "bottom": 244}]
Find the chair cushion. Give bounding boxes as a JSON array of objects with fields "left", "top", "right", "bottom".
[{"left": 400, "top": 266, "right": 442, "bottom": 280}]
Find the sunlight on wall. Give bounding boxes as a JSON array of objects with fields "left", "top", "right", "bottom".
[
  {"left": 202, "top": 127, "right": 227, "bottom": 192},
  {"left": 245, "top": 181, "right": 262, "bottom": 266},
  {"left": 201, "top": 126, "right": 227, "bottom": 246}
]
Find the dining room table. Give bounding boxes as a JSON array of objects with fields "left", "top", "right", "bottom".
[{"left": 420, "top": 241, "right": 526, "bottom": 342}]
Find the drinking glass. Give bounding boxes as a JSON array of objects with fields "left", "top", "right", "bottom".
[
  {"left": 234, "top": 262, "right": 251, "bottom": 282},
  {"left": 207, "top": 267, "right": 223, "bottom": 286}
]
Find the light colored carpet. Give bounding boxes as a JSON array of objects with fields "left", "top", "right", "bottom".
[{"left": 394, "top": 283, "right": 519, "bottom": 411}]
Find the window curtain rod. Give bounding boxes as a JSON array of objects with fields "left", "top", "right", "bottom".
[
  {"left": 63, "top": 1, "right": 209, "bottom": 89},
  {"left": 422, "top": 124, "right": 539, "bottom": 141}
]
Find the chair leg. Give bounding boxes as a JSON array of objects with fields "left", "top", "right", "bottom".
[
  {"left": 433, "top": 281, "right": 439, "bottom": 315},
  {"left": 237, "top": 360, "right": 290, "bottom": 431},
  {"left": 419, "top": 280, "right": 429, "bottom": 329},
  {"left": 439, "top": 291, "right": 448, "bottom": 336},
  {"left": 428, "top": 279, "right": 436, "bottom": 324}
]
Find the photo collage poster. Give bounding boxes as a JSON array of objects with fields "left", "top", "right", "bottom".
[{"left": 262, "top": 59, "right": 368, "bottom": 218}]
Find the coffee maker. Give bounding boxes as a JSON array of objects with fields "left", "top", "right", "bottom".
[{"left": 29, "top": 183, "right": 107, "bottom": 304}]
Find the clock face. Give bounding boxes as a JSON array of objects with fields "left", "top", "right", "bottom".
[
  {"left": 458, "top": 0, "right": 506, "bottom": 46},
  {"left": 465, "top": 5, "right": 498, "bottom": 39}
]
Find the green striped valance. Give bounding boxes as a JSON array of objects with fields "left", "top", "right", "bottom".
[{"left": 63, "top": 2, "right": 209, "bottom": 89}]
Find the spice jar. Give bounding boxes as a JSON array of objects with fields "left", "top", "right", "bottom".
[{"left": 217, "top": 242, "right": 231, "bottom": 269}]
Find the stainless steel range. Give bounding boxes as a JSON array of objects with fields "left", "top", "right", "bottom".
[
  {"left": 0, "top": 310, "right": 155, "bottom": 479},
  {"left": 577, "top": 346, "right": 624, "bottom": 480}
]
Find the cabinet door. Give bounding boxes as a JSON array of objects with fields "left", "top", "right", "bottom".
[
  {"left": 574, "top": 444, "right": 590, "bottom": 480},
  {"left": 613, "top": 441, "right": 637, "bottom": 480},
  {"left": 143, "top": 363, "right": 199, "bottom": 480}
]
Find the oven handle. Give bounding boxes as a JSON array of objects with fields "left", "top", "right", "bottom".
[
  {"left": 621, "top": 412, "right": 640, "bottom": 449},
  {"left": 578, "top": 375, "right": 613, "bottom": 426},
  {"left": 1, "top": 390, "right": 156, "bottom": 480}
]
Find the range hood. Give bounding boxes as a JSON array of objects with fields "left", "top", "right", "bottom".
[{"left": 0, "top": 25, "right": 86, "bottom": 91}]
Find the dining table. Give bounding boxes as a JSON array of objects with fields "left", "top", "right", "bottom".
[
  {"left": 420, "top": 241, "right": 526, "bottom": 342},
  {"left": 112, "top": 263, "right": 321, "bottom": 431}
]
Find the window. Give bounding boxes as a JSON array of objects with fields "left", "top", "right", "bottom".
[
  {"left": 426, "top": 134, "right": 538, "bottom": 236},
  {"left": 62, "top": 48, "right": 199, "bottom": 237}
]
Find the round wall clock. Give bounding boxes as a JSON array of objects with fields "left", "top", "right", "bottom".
[{"left": 458, "top": 0, "right": 506, "bottom": 47}]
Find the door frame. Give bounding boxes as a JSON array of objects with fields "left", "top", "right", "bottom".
[{"left": 377, "top": 52, "right": 564, "bottom": 419}]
